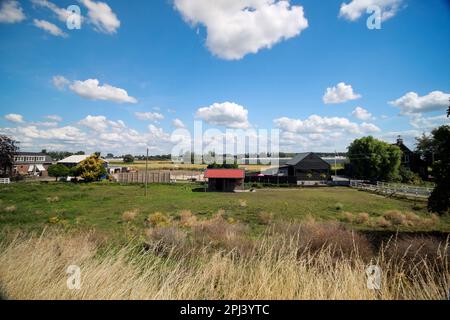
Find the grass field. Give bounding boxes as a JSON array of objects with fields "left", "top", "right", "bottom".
[
  {"left": 1, "top": 182, "right": 448, "bottom": 240},
  {"left": 1, "top": 182, "right": 449, "bottom": 300}
]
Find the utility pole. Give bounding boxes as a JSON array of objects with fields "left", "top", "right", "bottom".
[
  {"left": 145, "top": 148, "right": 149, "bottom": 196},
  {"left": 334, "top": 150, "right": 338, "bottom": 177}
]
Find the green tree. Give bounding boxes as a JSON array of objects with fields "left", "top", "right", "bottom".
[
  {"left": 0, "top": 135, "right": 19, "bottom": 177},
  {"left": 428, "top": 125, "right": 450, "bottom": 215},
  {"left": 47, "top": 164, "right": 70, "bottom": 181},
  {"left": 77, "top": 154, "right": 107, "bottom": 182},
  {"left": 123, "top": 154, "right": 134, "bottom": 163},
  {"left": 347, "top": 136, "right": 402, "bottom": 181}
]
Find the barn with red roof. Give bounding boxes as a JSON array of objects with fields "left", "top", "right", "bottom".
[{"left": 204, "top": 169, "right": 245, "bottom": 192}]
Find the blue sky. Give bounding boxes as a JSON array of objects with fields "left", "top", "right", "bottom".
[{"left": 0, "top": 0, "right": 449, "bottom": 155}]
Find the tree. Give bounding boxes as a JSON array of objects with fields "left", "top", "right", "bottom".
[
  {"left": 415, "top": 133, "right": 435, "bottom": 167},
  {"left": 76, "top": 154, "right": 107, "bottom": 182},
  {"left": 427, "top": 125, "right": 450, "bottom": 215},
  {"left": 123, "top": 154, "right": 134, "bottom": 163},
  {"left": 106, "top": 153, "right": 114, "bottom": 158},
  {"left": 47, "top": 164, "right": 70, "bottom": 181},
  {"left": 347, "top": 136, "right": 402, "bottom": 181},
  {"left": 0, "top": 135, "right": 19, "bottom": 177}
]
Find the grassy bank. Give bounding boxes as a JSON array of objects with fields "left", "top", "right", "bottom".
[{"left": 0, "top": 220, "right": 448, "bottom": 300}]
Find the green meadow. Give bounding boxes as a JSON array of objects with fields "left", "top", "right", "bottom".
[{"left": 1, "top": 182, "right": 448, "bottom": 240}]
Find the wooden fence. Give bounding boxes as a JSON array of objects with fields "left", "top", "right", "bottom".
[
  {"left": 115, "top": 171, "right": 170, "bottom": 184},
  {"left": 0, "top": 178, "right": 10, "bottom": 184},
  {"left": 350, "top": 181, "right": 433, "bottom": 198}
]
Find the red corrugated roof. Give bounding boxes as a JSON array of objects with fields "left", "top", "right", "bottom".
[{"left": 205, "top": 169, "right": 245, "bottom": 179}]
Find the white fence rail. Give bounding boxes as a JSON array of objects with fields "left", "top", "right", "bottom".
[
  {"left": 350, "top": 181, "right": 433, "bottom": 198},
  {"left": 0, "top": 178, "right": 11, "bottom": 184}
]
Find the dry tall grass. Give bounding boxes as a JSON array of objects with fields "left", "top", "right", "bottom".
[{"left": 0, "top": 222, "right": 448, "bottom": 300}]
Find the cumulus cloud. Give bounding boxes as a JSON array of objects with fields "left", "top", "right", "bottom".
[
  {"left": 174, "top": 0, "right": 308, "bottom": 60},
  {"left": 339, "top": 0, "right": 403, "bottom": 22},
  {"left": 0, "top": 114, "right": 174, "bottom": 155},
  {"left": 389, "top": 91, "right": 450, "bottom": 115},
  {"left": 351, "top": 106, "right": 373, "bottom": 121},
  {"left": 80, "top": 0, "right": 120, "bottom": 34},
  {"left": 31, "top": 0, "right": 71, "bottom": 22},
  {"left": 52, "top": 75, "right": 70, "bottom": 90},
  {"left": 135, "top": 112, "right": 164, "bottom": 122},
  {"left": 4, "top": 113, "right": 24, "bottom": 123},
  {"left": 196, "top": 102, "right": 250, "bottom": 129},
  {"left": 0, "top": 0, "right": 25, "bottom": 24},
  {"left": 69, "top": 79, "right": 137, "bottom": 104},
  {"left": 409, "top": 114, "right": 449, "bottom": 129},
  {"left": 274, "top": 115, "right": 381, "bottom": 152},
  {"left": 172, "top": 118, "right": 186, "bottom": 128},
  {"left": 78, "top": 115, "right": 126, "bottom": 132},
  {"left": 33, "top": 19, "right": 68, "bottom": 37},
  {"left": 323, "top": 82, "right": 361, "bottom": 104}
]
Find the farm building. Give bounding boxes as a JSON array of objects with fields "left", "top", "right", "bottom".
[
  {"left": 58, "top": 155, "right": 109, "bottom": 168},
  {"left": 204, "top": 169, "right": 245, "bottom": 192},
  {"left": 13, "top": 152, "right": 53, "bottom": 176},
  {"left": 280, "top": 152, "right": 331, "bottom": 180}
]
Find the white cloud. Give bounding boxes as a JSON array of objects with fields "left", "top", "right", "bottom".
[
  {"left": 0, "top": 0, "right": 25, "bottom": 24},
  {"left": 196, "top": 102, "right": 250, "bottom": 129},
  {"left": 80, "top": 0, "right": 120, "bottom": 34},
  {"left": 339, "top": 0, "right": 403, "bottom": 22},
  {"left": 409, "top": 114, "right": 449, "bottom": 129},
  {"left": 4, "top": 113, "right": 24, "bottom": 123},
  {"left": 78, "top": 115, "right": 109, "bottom": 132},
  {"left": 389, "top": 91, "right": 450, "bottom": 114},
  {"left": 52, "top": 75, "right": 70, "bottom": 90},
  {"left": 323, "top": 82, "right": 361, "bottom": 104},
  {"left": 135, "top": 112, "right": 164, "bottom": 122},
  {"left": 351, "top": 106, "right": 373, "bottom": 121},
  {"left": 274, "top": 115, "right": 381, "bottom": 152},
  {"left": 45, "top": 115, "right": 63, "bottom": 122},
  {"left": 33, "top": 19, "right": 68, "bottom": 37},
  {"left": 31, "top": 0, "right": 70, "bottom": 22},
  {"left": 174, "top": 0, "right": 308, "bottom": 60},
  {"left": 69, "top": 79, "right": 137, "bottom": 104},
  {"left": 172, "top": 118, "right": 186, "bottom": 128}
]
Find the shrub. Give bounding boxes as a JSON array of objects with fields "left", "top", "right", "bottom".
[
  {"left": 122, "top": 209, "right": 139, "bottom": 222},
  {"left": 375, "top": 217, "right": 392, "bottom": 228},
  {"left": 145, "top": 226, "right": 187, "bottom": 253},
  {"left": 383, "top": 236, "right": 450, "bottom": 275},
  {"left": 383, "top": 210, "right": 407, "bottom": 226},
  {"left": 341, "top": 212, "right": 353, "bottom": 223},
  {"left": 146, "top": 212, "right": 171, "bottom": 227},
  {"left": 192, "top": 214, "right": 249, "bottom": 249},
  {"left": 335, "top": 203, "right": 344, "bottom": 211},
  {"left": 271, "top": 221, "right": 373, "bottom": 261},
  {"left": 178, "top": 210, "right": 197, "bottom": 227},
  {"left": 259, "top": 211, "right": 274, "bottom": 225},
  {"left": 355, "top": 212, "right": 370, "bottom": 225}
]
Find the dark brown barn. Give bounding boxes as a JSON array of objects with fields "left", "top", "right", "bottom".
[
  {"left": 205, "top": 169, "right": 245, "bottom": 192},
  {"left": 282, "top": 152, "right": 331, "bottom": 180}
]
